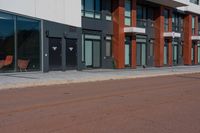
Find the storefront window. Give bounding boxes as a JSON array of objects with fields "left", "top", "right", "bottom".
[
  {"left": 0, "top": 11, "right": 41, "bottom": 73},
  {"left": 0, "top": 13, "right": 15, "bottom": 72},
  {"left": 17, "top": 17, "right": 40, "bottom": 71}
]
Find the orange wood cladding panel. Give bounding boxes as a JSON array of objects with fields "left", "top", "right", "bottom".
[
  {"left": 154, "top": 6, "right": 164, "bottom": 67},
  {"left": 168, "top": 9, "right": 173, "bottom": 66},
  {"left": 184, "top": 14, "right": 192, "bottom": 65},
  {"left": 131, "top": 0, "right": 137, "bottom": 68},
  {"left": 112, "top": 0, "right": 125, "bottom": 69},
  {"left": 131, "top": 36, "right": 137, "bottom": 68}
]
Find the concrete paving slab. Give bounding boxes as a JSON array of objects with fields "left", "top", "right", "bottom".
[{"left": 0, "top": 66, "right": 200, "bottom": 90}]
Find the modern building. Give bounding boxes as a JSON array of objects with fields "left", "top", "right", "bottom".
[{"left": 0, "top": 0, "right": 200, "bottom": 73}]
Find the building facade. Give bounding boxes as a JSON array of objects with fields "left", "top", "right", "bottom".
[{"left": 0, "top": 0, "right": 200, "bottom": 73}]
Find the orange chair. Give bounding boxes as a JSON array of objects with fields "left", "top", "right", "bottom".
[
  {"left": 4, "top": 55, "right": 13, "bottom": 66},
  {"left": 0, "top": 60, "right": 5, "bottom": 69},
  {"left": 18, "top": 59, "right": 29, "bottom": 72}
]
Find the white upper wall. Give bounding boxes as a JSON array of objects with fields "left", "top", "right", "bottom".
[
  {"left": 0, "top": 0, "right": 81, "bottom": 27},
  {"left": 178, "top": 2, "right": 200, "bottom": 15}
]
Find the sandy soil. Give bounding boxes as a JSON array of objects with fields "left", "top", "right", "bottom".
[{"left": 0, "top": 73, "right": 200, "bottom": 133}]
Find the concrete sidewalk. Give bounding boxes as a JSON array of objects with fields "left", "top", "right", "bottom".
[{"left": 0, "top": 66, "right": 200, "bottom": 90}]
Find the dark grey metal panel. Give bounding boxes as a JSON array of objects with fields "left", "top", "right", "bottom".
[{"left": 42, "top": 20, "right": 82, "bottom": 72}]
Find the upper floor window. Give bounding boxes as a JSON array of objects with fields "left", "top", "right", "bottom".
[
  {"left": 82, "top": 0, "right": 101, "bottom": 19},
  {"left": 172, "top": 12, "right": 183, "bottom": 32},
  {"left": 105, "top": 0, "right": 112, "bottom": 21},
  {"left": 172, "top": 13, "right": 178, "bottom": 32},
  {"left": 137, "top": 5, "right": 147, "bottom": 28},
  {"left": 125, "top": 0, "right": 131, "bottom": 26},
  {"left": 192, "top": 16, "right": 196, "bottom": 35},
  {"left": 190, "top": 0, "right": 199, "bottom": 5},
  {"left": 180, "top": 16, "right": 184, "bottom": 32},
  {"left": 164, "top": 9, "right": 169, "bottom": 32},
  {"left": 198, "top": 17, "right": 200, "bottom": 35}
]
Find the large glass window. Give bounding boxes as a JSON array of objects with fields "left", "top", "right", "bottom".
[
  {"left": 192, "top": 16, "right": 196, "bottom": 35},
  {"left": 105, "top": 0, "right": 112, "bottom": 21},
  {"left": 0, "top": 12, "right": 41, "bottom": 73},
  {"left": 17, "top": 17, "right": 40, "bottom": 71},
  {"left": 82, "top": 0, "right": 101, "bottom": 19},
  {"left": 164, "top": 9, "right": 169, "bottom": 32},
  {"left": 137, "top": 5, "right": 147, "bottom": 28},
  {"left": 0, "top": 13, "right": 15, "bottom": 72},
  {"left": 180, "top": 16, "right": 184, "bottom": 32},
  {"left": 198, "top": 17, "right": 200, "bottom": 35},
  {"left": 172, "top": 13, "right": 179, "bottom": 32},
  {"left": 190, "top": 0, "right": 199, "bottom": 5},
  {"left": 125, "top": 0, "right": 131, "bottom": 26}
]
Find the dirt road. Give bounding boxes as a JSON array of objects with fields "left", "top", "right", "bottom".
[{"left": 0, "top": 73, "right": 200, "bottom": 133}]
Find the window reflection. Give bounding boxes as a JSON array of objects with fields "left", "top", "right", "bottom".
[
  {"left": 17, "top": 17, "right": 40, "bottom": 71},
  {"left": 0, "top": 13, "right": 15, "bottom": 72},
  {"left": 0, "top": 11, "right": 41, "bottom": 73}
]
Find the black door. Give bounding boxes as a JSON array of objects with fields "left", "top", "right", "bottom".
[
  {"left": 66, "top": 39, "right": 77, "bottom": 68},
  {"left": 49, "top": 37, "right": 62, "bottom": 70}
]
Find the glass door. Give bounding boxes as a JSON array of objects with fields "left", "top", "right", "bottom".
[
  {"left": 125, "top": 37, "right": 131, "bottom": 67},
  {"left": 173, "top": 45, "right": 178, "bottom": 65},
  {"left": 125, "top": 44, "right": 130, "bottom": 66},
  {"left": 141, "top": 43, "right": 146, "bottom": 66},
  {"left": 136, "top": 43, "right": 146, "bottom": 66},
  {"left": 198, "top": 44, "right": 200, "bottom": 64},
  {"left": 84, "top": 40, "right": 101, "bottom": 68},
  {"left": 93, "top": 41, "right": 101, "bottom": 68},
  {"left": 164, "top": 40, "right": 168, "bottom": 65},
  {"left": 85, "top": 40, "right": 93, "bottom": 67}
]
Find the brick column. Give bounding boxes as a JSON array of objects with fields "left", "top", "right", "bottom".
[
  {"left": 112, "top": 0, "right": 125, "bottom": 68},
  {"left": 131, "top": 0, "right": 137, "bottom": 68},
  {"left": 168, "top": 9, "right": 173, "bottom": 66},
  {"left": 154, "top": 6, "right": 164, "bottom": 67},
  {"left": 183, "top": 14, "right": 192, "bottom": 65}
]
